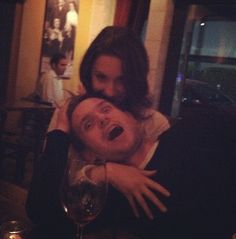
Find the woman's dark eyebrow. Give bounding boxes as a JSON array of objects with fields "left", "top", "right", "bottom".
[{"left": 92, "top": 69, "right": 104, "bottom": 75}]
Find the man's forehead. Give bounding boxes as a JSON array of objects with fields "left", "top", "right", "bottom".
[
  {"left": 80, "top": 98, "right": 108, "bottom": 110},
  {"left": 58, "top": 59, "right": 68, "bottom": 65},
  {"left": 73, "top": 98, "right": 110, "bottom": 119},
  {"left": 72, "top": 98, "right": 113, "bottom": 131}
]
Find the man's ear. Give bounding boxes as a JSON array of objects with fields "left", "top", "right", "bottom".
[{"left": 51, "top": 63, "right": 56, "bottom": 70}]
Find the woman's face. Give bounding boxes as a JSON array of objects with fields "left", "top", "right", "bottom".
[{"left": 91, "top": 55, "right": 126, "bottom": 104}]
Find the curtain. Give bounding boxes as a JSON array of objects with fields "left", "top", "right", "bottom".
[
  {"left": 113, "top": 0, "right": 132, "bottom": 27},
  {"left": 113, "top": 0, "right": 150, "bottom": 36}
]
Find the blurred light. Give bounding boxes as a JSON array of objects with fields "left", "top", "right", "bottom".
[
  {"left": 200, "top": 22, "right": 205, "bottom": 26},
  {"left": 176, "top": 73, "right": 183, "bottom": 82}
]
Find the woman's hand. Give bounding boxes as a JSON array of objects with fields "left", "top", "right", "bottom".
[{"left": 106, "top": 162, "right": 170, "bottom": 220}]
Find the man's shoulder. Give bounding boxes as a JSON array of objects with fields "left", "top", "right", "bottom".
[{"left": 40, "top": 69, "right": 56, "bottom": 80}]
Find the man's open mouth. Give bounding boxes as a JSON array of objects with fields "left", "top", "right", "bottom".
[{"left": 108, "top": 126, "right": 124, "bottom": 141}]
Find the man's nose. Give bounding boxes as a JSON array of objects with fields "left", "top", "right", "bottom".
[{"left": 98, "top": 117, "right": 109, "bottom": 128}]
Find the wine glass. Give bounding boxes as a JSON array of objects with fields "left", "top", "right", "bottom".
[{"left": 60, "top": 158, "right": 108, "bottom": 239}]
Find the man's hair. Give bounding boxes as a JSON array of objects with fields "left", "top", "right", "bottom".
[
  {"left": 79, "top": 26, "right": 152, "bottom": 117},
  {"left": 50, "top": 52, "right": 66, "bottom": 66}
]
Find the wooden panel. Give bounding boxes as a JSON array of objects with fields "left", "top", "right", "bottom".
[{"left": 0, "top": 180, "right": 30, "bottom": 224}]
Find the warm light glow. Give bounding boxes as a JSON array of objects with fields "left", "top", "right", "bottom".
[{"left": 9, "top": 234, "right": 22, "bottom": 239}]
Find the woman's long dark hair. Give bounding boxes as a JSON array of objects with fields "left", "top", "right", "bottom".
[{"left": 79, "top": 26, "right": 152, "bottom": 118}]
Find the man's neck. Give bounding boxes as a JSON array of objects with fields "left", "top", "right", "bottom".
[
  {"left": 126, "top": 140, "right": 155, "bottom": 168},
  {"left": 81, "top": 139, "right": 156, "bottom": 167},
  {"left": 51, "top": 68, "right": 60, "bottom": 78}
]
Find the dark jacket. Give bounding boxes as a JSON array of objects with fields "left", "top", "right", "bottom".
[{"left": 100, "top": 115, "right": 236, "bottom": 239}]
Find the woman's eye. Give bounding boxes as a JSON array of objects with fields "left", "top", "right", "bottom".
[{"left": 95, "top": 73, "right": 106, "bottom": 82}]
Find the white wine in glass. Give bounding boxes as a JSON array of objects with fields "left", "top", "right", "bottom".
[{"left": 61, "top": 159, "right": 107, "bottom": 239}]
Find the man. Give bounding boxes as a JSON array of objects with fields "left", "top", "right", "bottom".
[
  {"left": 39, "top": 52, "right": 68, "bottom": 106},
  {"left": 67, "top": 94, "right": 236, "bottom": 239}
]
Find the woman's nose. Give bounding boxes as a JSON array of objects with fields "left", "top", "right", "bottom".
[{"left": 103, "top": 83, "right": 115, "bottom": 97}]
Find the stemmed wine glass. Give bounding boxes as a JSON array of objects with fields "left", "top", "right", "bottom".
[{"left": 61, "top": 158, "right": 108, "bottom": 239}]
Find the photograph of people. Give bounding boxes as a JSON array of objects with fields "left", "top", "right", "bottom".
[
  {"left": 39, "top": 0, "right": 79, "bottom": 79},
  {"left": 61, "top": 1, "right": 78, "bottom": 64}
]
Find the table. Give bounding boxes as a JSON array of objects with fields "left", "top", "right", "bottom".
[
  {"left": 1, "top": 98, "right": 54, "bottom": 111},
  {"left": 0, "top": 99, "right": 55, "bottom": 183}
]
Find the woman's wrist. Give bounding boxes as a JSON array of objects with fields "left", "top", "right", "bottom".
[{"left": 106, "top": 162, "right": 117, "bottom": 185}]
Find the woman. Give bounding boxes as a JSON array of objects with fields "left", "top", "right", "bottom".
[{"left": 26, "top": 26, "right": 171, "bottom": 238}]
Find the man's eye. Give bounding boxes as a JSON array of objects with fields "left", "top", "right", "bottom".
[{"left": 84, "top": 121, "right": 93, "bottom": 130}]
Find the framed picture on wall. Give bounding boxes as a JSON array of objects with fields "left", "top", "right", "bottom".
[{"left": 39, "top": 0, "right": 79, "bottom": 79}]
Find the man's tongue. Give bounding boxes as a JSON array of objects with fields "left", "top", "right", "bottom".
[{"left": 108, "top": 126, "right": 124, "bottom": 140}]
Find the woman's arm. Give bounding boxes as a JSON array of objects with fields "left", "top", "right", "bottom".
[{"left": 85, "top": 162, "right": 170, "bottom": 220}]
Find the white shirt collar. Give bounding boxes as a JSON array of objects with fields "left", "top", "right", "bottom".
[{"left": 138, "top": 141, "right": 159, "bottom": 169}]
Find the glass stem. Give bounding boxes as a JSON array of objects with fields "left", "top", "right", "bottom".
[{"left": 76, "top": 224, "right": 83, "bottom": 239}]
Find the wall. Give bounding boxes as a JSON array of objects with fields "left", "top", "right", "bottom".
[
  {"left": 89, "top": 0, "right": 115, "bottom": 42},
  {"left": 14, "top": 0, "right": 115, "bottom": 100},
  {"left": 145, "top": 0, "right": 174, "bottom": 108},
  {"left": 15, "top": 0, "right": 45, "bottom": 100},
  {"left": 7, "top": 3, "right": 24, "bottom": 102}
]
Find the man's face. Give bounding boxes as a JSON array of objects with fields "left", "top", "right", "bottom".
[
  {"left": 53, "top": 58, "right": 68, "bottom": 76},
  {"left": 71, "top": 98, "right": 142, "bottom": 162}
]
